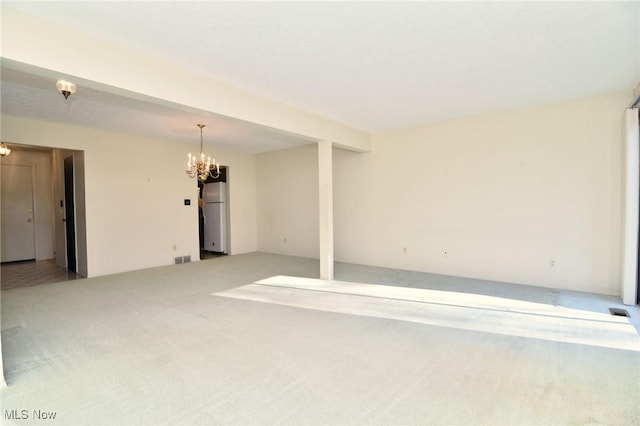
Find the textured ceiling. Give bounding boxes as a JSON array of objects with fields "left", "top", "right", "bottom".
[{"left": 1, "top": 1, "right": 639, "bottom": 149}]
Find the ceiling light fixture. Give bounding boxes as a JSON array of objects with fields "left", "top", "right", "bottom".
[
  {"left": 56, "top": 79, "right": 76, "bottom": 99},
  {"left": 186, "top": 124, "right": 221, "bottom": 181},
  {"left": 0, "top": 143, "right": 12, "bottom": 157}
]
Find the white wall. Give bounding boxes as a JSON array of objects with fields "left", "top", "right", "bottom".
[
  {"left": 0, "top": 148, "right": 54, "bottom": 260},
  {"left": 334, "top": 93, "right": 629, "bottom": 295},
  {"left": 3, "top": 92, "right": 629, "bottom": 296},
  {"left": 256, "top": 144, "right": 319, "bottom": 258},
  {"left": 1, "top": 116, "right": 258, "bottom": 277},
  {"left": 223, "top": 151, "right": 258, "bottom": 255}
]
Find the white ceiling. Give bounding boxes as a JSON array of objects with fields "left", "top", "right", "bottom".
[{"left": 1, "top": 1, "right": 639, "bottom": 151}]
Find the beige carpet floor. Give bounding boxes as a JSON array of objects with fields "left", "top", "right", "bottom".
[{"left": 1, "top": 252, "right": 639, "bottom": 425}]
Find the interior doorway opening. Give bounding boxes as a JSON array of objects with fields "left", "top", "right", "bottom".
[
  {"left": 198, "top": 166, "right": 230, "bottom": 260},
  {"left": 0, "top": 143, "right": 87, "bottom": 289}
]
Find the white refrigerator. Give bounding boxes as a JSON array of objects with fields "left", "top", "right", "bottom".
[{"left": 203, "top": 182, "right": 227, "bottom": 253}]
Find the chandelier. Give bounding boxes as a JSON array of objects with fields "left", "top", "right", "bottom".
[{"left": 186, "top": 124, "right": 220, "bottom": 181}]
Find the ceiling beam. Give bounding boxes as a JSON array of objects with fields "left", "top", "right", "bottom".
[{"left": 1, "top": 8, "right": 371, "bottom": 153}]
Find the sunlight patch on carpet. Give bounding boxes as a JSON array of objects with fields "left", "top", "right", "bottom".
[{"left": 212, "top": 275, "right": 640, "bottom": 352}]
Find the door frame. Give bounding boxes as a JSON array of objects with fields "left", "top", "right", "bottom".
[
  {"left": 53, "top": 149, "right": 86, "bottom": 276},
  {"left": 63, "top": 155, "right": 77, "bottom": 272}
]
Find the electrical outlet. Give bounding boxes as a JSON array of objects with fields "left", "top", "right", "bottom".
[{"left": 550, "top": 260, "right": 556, "bottom": 267}]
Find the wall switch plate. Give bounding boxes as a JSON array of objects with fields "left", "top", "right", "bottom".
[{"left": 184, "top": 199, "right": 191, "bottom": 206}]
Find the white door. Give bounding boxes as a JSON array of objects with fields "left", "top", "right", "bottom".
[{"left": 1, "top": 164, "right": 36, "bottom": 262}]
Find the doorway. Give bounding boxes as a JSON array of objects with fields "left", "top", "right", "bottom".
[
  {"left": 0, "top": 144, "right": 86, "bottom": 289},
  {"left": 198, "top": 166, "right": 229, "bottom": 260}
]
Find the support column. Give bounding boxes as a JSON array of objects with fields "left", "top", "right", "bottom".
[{"left": 318, "top": 140, "right": 334, "bottom": 280}]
